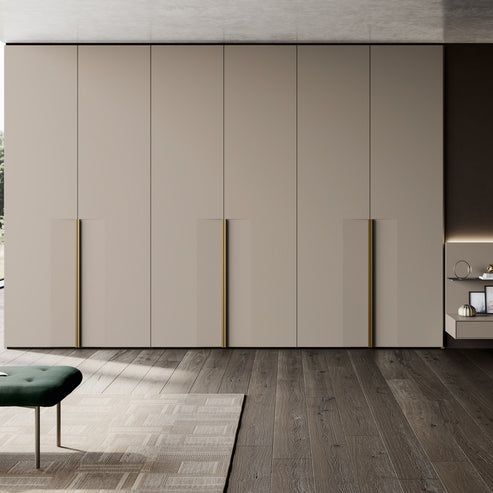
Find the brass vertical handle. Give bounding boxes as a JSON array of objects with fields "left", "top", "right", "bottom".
[
  {"left": 222, "top": 219, "right": 228, "bottom": 348},
  {"left": 368, "top": 219, "right": 374, "bottom": 348},
  {"left": 76, "top": 219, "right": 81, "bottom": 348}
]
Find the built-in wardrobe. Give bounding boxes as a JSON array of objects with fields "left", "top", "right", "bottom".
[{"left": 5, "top": 44, "right": 443, "bottom": 348}]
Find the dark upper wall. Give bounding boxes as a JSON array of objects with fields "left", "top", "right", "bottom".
[{"left": 446, "top": 45, "right": 493, "bottom": 242}]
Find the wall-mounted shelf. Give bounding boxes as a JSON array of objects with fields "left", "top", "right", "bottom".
[
  {"left": 446, "top": 313, "right": 493, "bottom": 339},
  {"left": 447, "top": 277, "right": 493, "bottom": 281},
  {"left": 445, "top": 243, "right": 493, "bottom": 345}
]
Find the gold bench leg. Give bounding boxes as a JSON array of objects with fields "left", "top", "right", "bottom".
[
  {"left": 57, "top": 402, "right": 61, "bottom": 447},
  {"left": 35, "top": 407, "right": 40, "bottom": 469}
]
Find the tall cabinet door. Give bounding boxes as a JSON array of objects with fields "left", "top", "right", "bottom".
[
  {"left": 78, "top": 46, "right": 150, "bottom": 347},
  {"left": 5, "top": 46, "right": 78, "bottom": 347},
  {"left": 151, "top": 46, "right": 223, "bottom": 347},
  {"left": 298, "top": 46, "right": 370, "bottom": 347},
  {"left": 371, "top": 46, "right": 443, "bottom": 347},
  {"left": 225, "top": 46, "right": 296, "bottom": 347}
]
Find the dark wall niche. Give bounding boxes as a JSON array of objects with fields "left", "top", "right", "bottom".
[{"left": 446, "top": 45, "right": 493, "bottom": 241}]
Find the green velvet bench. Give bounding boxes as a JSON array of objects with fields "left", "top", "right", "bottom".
[{"left": 0, "top": 366, "right": 82, "bottom": 468}]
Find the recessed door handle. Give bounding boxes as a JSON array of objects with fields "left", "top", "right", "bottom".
[
  {"left": 75, "top": 219, "right": 81, "bottom": 348},
  {"left": 222, "top": 219, "right": 228, "bottom": 348},
  {"left": 368, "top": 219, "right": 374, "bottom": 348}
]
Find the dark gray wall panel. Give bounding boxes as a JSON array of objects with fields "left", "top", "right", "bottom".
[{"left": 446, "top": 45, "right": 493, "bottom": 241}]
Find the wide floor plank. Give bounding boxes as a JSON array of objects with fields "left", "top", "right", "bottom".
[
  {"left": 399, "top": 349, "right": 493, "bottom": 490},
  {"left": 219, "top": 349, "right": 255, "bottom": 394},
  {"left": 303, "top": 350, "right": 357, "bottom": 493},
  {"left": 229, "top": 350, "right": 278, "bottom": 493},
  {"left": 347, "top": 436, "right": 403, "bottom": 493},
  {"left": 132, "top": 349, "right": 186, "bottom": 394},
  {"left": 328, "top": 350, "right": 402, "bottom": 493},
  {"left": 0, "top": 348, "right": 27, "bottom": 364},
  {"left": 433, "top": 461, "right": 490, "bottom": 493},
  {"left": 349, "top": 350, "right": 443, "bottom": 489},
  {"left": 462, "top": 349, "right": 493, "bottom": 380},
  {"left": 190, "top": 348, "right": 232, "bottom": 393},
  {"left": 78, "top": 349, "right": 141, "bottom": 393},
  {"left": 419, "top": 350, "right": 493, "bottom": 443},
  {"left": 5, "top": 349, "right": 53, "bottom": 366},
  {"left": 160, "top": 349, "right": 209, "bottom": 393},
  {"left": 273, "top": 350, "right": 311, "bottom": 460},
  {"left": 228, "top": 445, "right": 272, "bottom": 493},
  {"left": 104, "top": 349, "right": 164, "bottom": 394},
  {"left": 76, "top": 348, "right": 120, "bottom": 382},
  {"left": 236, "top": 349, "right": 278, "bottom": 447},
  {"left": 272, "top": 458, "right": 315, "bottom": 493},
  {"left": 51, "top": 348, "right": 98, "bottom": 368},
  {"left": 375, "top": 350, "right": 493, "bottom": 493}
]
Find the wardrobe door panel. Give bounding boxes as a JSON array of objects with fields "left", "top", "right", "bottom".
[
  {"left": 371, "top": 46, "right": 443, "bottom": 347},
  {"left": 225, "top": 46, "right": 296, "bottom": 347},
  {"left": 78, "top": 46, "right": 150, "bottom": 347},
  {"left": 151, "top": 46, "right": 223, "bottom": 347},
  {"left": 5, "top": 45, "right": 77, "bottom": 347},
  {"left": 298, "top": 45, "right": 370, "bottom": 347}
]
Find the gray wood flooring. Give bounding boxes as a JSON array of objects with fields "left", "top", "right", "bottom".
[{"left": 0, "top": 344, "right": 492, "bottom": 492}]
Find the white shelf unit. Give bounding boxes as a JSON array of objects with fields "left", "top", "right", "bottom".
[{"left": 446, "top": 313, "right": 493, "bottom": 339}]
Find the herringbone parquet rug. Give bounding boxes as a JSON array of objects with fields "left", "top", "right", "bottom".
[{"left": 0, "top": 393, "right": 244, "bottom": 492}]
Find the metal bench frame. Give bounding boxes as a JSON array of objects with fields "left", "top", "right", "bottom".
[{"left": 31, "top": 401, "right": 62, "bottom": 469}]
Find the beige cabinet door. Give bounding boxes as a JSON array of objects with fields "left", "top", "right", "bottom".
[
  {"left": 5, "top": 45, "right": 78, "bottom": 348},
  {"left": 371, "top": 46, "right": 443, "bottom": 347},
  {"left": 78, "top": 46, "right": 150, "bottom": 347},
  {"left": 225, "top": 46, "right": 296, "bottom": 347},
  {"left": 298, "top": 46, "right": 370, "bottom": 347},
  {"left": 151, "top": 46, "right": 223, "bottom": 347}
]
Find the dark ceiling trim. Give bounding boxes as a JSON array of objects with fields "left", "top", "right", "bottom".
[
  {"left": 6, "top": 42, "right": 493, "bottom": 46},
  {"left": 5, "top": 42, "right": 453, "bottom": 46}
]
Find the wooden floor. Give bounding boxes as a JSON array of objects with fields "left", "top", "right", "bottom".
[{"left": 0, "top": 344, "right": 493, "bottom": 492}]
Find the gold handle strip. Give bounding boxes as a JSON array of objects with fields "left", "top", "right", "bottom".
[
  {"left": 222, "top": 219, "right": 228, "bottom": 348},
  {"left": 76, "top": 219, "right": 81, "bottom": 348},
  {"left": 368, "top": 219, "right": 374, "bottom": 348}
]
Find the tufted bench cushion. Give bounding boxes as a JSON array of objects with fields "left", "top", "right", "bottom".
[{"left": 0, "top": 366, "right": 82, "bottom": 407}]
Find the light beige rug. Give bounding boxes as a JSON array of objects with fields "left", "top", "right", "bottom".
[{"left": 0, "top": 394, "right": 244, "bottom": 492}]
